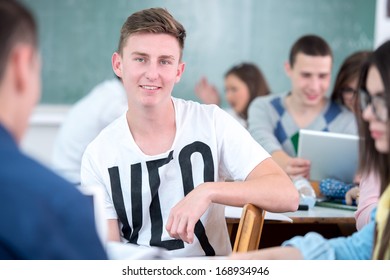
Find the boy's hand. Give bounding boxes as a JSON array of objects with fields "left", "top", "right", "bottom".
[
  {"left": 165, "top": 184, "right": 211, "bottom": 244},
  {"left": 285, "top": 157, "right": 311, "bottom": 179}
]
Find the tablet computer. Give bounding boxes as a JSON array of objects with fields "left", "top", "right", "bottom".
[{"left": 297, "top": 129, "right": 359, "bottom": 182}]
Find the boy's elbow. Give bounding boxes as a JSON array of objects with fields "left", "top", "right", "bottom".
[
  {"left": 287, "top": 191, "right": 300, "bottom": 212},
  {"left": 265, "top": 188, "right": 299, "bottom": 213},
  {"left": 268, "top": 195, "right": 298, "bottom": 213},
  {"left": 279, "top": 188, "right": 299, "bottom": 212},
  {"left": 278, "top": 177, "right": 299, "bottom": 212}
]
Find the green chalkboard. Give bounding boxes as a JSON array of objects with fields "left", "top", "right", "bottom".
[{"left": 21, "top": 0, "right": 375, "bottom": 106}]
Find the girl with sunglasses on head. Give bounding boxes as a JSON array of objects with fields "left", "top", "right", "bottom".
[{"left": 230, "top": 40, "right": 390, "bottom": 260}]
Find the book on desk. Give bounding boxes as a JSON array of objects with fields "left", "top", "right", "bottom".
[
  {"left": 315, "top": 198, "right": 357, "bottom": 211},
  {"left": 224, "top": 206, "right": 293, "bottom": 223}
]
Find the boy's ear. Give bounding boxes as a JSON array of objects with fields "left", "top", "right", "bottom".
[
  {"left": 284, "top": 61, "right": 292, "bottom": 78},
  {"left": 12, "top": 44, "right": 33, "bottom": 95},
  {"left": 175, "top": 62, "right": 185, "bottom": 83},
  {"left": 112, "top": 52, "right": 123, "bottom": 78}
]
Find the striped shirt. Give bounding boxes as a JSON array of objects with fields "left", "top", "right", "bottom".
[{"left": 248, "top": 92, "right": 357, "bottom": 156}]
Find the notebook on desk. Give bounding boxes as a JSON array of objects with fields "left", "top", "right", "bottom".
[
  {"left": 315, "top": 199, "right": 357, "bottom": 211},
  {"left": 225, "top": 206, "right": 292, "bottom": 223},
  {"left": 297, "top": 129, "right": 359, "bottom": 183}
]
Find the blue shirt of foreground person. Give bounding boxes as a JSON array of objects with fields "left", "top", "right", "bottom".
[
  {"left": 0, "top": 125, "right": 107, "bottom": 259},
  {"left": 0, "top": 0, "right": 106, "bottom": 259}
]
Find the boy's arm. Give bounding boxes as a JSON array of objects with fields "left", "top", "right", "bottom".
[
  {"left": 247, "top": 96, "right": 309, "bottom": 179},
  {"left": 166, "top": 157, "right": 299, "bottom": 244},
  {"left": 107, "top": 219, "right": 121, "bottom": 242},
  {"left": 272, "top": 150, "right": 310, "bottom": 178}
]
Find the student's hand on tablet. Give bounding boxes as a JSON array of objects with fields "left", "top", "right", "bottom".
[{"left": 285, "top": 157, "right": 311, "bottom": 179}]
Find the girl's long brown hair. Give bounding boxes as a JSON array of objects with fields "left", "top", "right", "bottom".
[
  {"left": 225, "top": 63, "right": 270, "bottom": 120},
  {"left": 331, "top": 51, "right": 371, "bottom": 107},
  {"left": 357, "top": 41, "right": 390, "bottom": 259}
]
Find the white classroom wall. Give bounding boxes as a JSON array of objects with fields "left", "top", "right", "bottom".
[
  {"left": 21, "top": 105, "right": 69, "bottom": 167},
  {"left": 375, "top": 0, "right": 390, "bottom": 47}
]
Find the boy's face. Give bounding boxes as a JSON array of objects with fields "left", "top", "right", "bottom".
[
  {"left": 286, "top": 52, "right": 332, "bottom": 107},
  {"left": 112, "top": 33, "right": 185, "bottom": 108}
]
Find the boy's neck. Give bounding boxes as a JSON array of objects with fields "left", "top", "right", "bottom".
[
  {"left": 285, "top": 93, "right": 326, "bottom": 128},
  {"left": 286, "top": 92, "right": 325, "bottom": 114},
  {"left": 126, "top": 100, "right": 176, "bottom": 155}
]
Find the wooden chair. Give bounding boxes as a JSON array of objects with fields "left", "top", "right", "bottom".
[{"left": 232, "top": 203, "right": 266, "bottom": 252}]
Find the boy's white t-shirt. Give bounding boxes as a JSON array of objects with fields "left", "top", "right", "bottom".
[{"left": 81, "top": 97, "right": 270, "bottom": 257}]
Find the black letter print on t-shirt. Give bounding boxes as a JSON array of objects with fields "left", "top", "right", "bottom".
[
  {"left": 109, "top": 152, "right": 183, "bottom": 250},
  {"left": 108, "top": 141, "right": 216, "bottom": 255},
  {"left": 178, "top": 141, "right": 216, "bottom": 256},
  {"left": 147, "top": 151, "right": 184, "bottom": 250}
]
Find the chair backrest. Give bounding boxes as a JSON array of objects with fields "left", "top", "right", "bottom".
[{"left": 233, "top": 203, "right": 266, "bottom": 252}]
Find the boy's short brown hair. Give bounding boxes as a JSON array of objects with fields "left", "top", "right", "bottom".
[
  {"left": 117, "top": 8, "right": 186, "bottom": 59},
  {"left": 0, "top": 0, "right": 37, "bottom": 81},
  {"left": 289, "top": 35, "right": 332, "bottom": 67}
]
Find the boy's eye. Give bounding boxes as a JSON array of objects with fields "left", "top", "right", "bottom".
[
  {"left": 135, "top": 58, "right": 145, "bottom": 62},
  {"left": 319, "top": 74, "right": 329, "bottom": 79},
  {"left": 161, "top": 60, "right": 171, "bottom": 65}
]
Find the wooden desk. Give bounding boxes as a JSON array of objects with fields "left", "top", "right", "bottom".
[
  {"left": 282, "top": 206, "right": 355, "bottom": 224},
  {"left": 226, "top": 206, "right": 357, "bottom": 248}
]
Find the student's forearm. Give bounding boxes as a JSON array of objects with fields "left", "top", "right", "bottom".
[
  {"left": 202, "top": 159, "right": 299, "bottom": 212},
  {"left": 204, "top": 178, "right": 298, "bottom": 212},
  {"left": 107, "top": 219, "right": 121, "bottom": 242}
]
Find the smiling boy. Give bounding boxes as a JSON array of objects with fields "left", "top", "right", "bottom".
[
  {"left": 81, "top": 8, "right": 298, "bottom": 257},
  {"left": 248, "top": 35, "right": 357, "bottom": 179}
]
